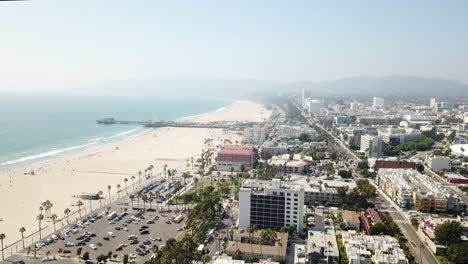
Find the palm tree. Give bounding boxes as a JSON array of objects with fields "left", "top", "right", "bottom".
[
  {"left": 247, "top": 226, "right": 257, "bottom": 257},
  {"left": 117, "top": 184, "right": 121, "bottom": 199},
  {"left": 37, "top": 214, "right": 44, "bottom": 240},
  {"left": 19, "top": 227, "right": 26, "bottom": 249},
  {"left": 98, "top": 191, "right": 103, "bottom": 207},
  {"left": 191, "top": 157, "right": 194, "bottom": 170},
  {"left": 230, "top": 167, "right": 234, "bottom": 177},
  {"left": 107, "top": 185, "right": 112, "bottom": 203},
  {"left": 0, "top": 233, "right": 5, "bottom": 260},
  {"left": 124, "top": 178, "right": 129, "bottom": 194},
  {"left": 142, "top": 194, "right": 148, "bottom": 211},
  {"left": 163, "top": 164, "right": 168, "bottom": 178},
  {"left": 138, "top": 171, "right": 142, "bottom": 186},
  {"left": 129, "top": 195, "right": 135, "bottom": 209},
  {"left": 76, "top": 200, "right": 83, "bottom": 218},
  {"left": 64, "top": 208, "right": 71, "bottom": 224},
  {"left": 131, "top": 176, "right": 136, "bottom": 192},
  {"left": 193, "top": 178, "right": 199, "bottom": 191},
  {"left": 51, "top": 214, "right": 58, "bottom": 232},
  {"left": 182, "top": 172, "right": 190, "bottom": 191},
  {"left": 171, "top": 169, "right": 177, "bottom": 181},
  {"left": 327, "top": 241, "right": 333, "bottom": 261}
]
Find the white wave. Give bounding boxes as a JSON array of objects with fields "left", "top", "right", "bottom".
[
  {"left": 1, "top": 144, "right": 90, "bottom": 166},
  {"left": 88, "top": 137, "right": 105, "bottom": 142},
  {"left": 107, "top": 127, "right": 140, "bottom": 139}
]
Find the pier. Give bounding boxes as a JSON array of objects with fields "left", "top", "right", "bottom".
[{"left": 96, "top": 117, "right": 255, "bottom": 129}]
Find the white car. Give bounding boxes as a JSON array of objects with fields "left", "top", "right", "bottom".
[
  {"left": 89, "top": 244, "right": 97, "bottom": 250},
  {"left": 129, "top": 253, "right": 137, "bottom": 259},
  {"left": 107, "top": 232, "right": 115, "bottom": 237}
]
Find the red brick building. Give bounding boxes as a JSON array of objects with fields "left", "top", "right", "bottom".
[
  {"left": 216, "top": 145, "right": 258, "bottom": 172},
  {"left": 360, "top": 208, "right": 387, "bottom": 235},
  {"left": 375, "top": 160, "right": 416, "bottom": 170}
]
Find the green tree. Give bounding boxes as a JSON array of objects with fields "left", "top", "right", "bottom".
[
  {"left": 416, "top": 163, "right": 425, "bottom": 173},
  {"left": 369, "top": 222, "right": 390, "bottom": 236},
  {"left": 447, "top": 243, "right": 468, "bottom": 264},
  {"left": 82, "top": 251, "right": 90, "bottom": 261},
  {"left": 123, "top": 254, "right": 129, "bottom": 264},
  {"left": 434, "top": 221, "right": 463, "bottom": 247}
]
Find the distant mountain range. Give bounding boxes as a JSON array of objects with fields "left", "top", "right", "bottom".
[{"left": 288, "top": 76, "right": 468, "bottom": 97}]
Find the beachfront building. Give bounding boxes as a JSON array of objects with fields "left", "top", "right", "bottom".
[
  {"left": 376, "top": 169, "right": 465, "bottom": 213},
  {"left": 225, "top": 230, "right": 287, "bottom": 262},
  {"left": 360, "top": 134, "right": 384, "bottom": 158},
  {"left": 238, "top": 179, "right": 304, "bottom": 233},
  {"left": 260, "top": 141, "right": 289, "bottom": 157},
  {"left": 244, "top": 125, "right": 268, "bottom": 145},
  {"left": 425, "top": 155, "right": 461, "bottom": 172},
  {"left": 307, "top": 229, "right": 339, "bottom": 264},
  {"left": 378, "top": 128, "right": 421, "bottom": 145},
  {"left": 216, "top": 145, "right": 259, "bottom": 172},
  {"left": 342, "top": 230, "right": 408, "bottom": 264}
]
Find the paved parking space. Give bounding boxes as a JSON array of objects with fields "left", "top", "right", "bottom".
[{"left": 2, "top": 177, "right": 189, "bottom": 264}]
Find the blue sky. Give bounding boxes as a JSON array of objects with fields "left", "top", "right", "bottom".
[{"left": 1, "top": 0, "right": 467, "bottom": 92}]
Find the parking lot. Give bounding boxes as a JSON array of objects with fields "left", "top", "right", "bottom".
[{"left": 3, "top": 177, "right": 189, "bottom": 264}]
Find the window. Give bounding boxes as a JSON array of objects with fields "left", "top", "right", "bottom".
[
  {"left": 294, "top": 193, "right": 298, "bottom": 197},
  {"left": 293, "top": 220, "right": 297, "bottom": 223},
  {"left": 294, "top": 203, "right": 298, "bottom": 206},
  {"left": 287, "top": 193, "right": 291, "bottom": 196},
  {"left": 287, "top": 207, "right": 290, "bottom": 209},
  {"left": 294, "top": 207, "right": 298, "bottom": 210},
  {"left": 287, "top": 198, "right": 291, "bottom": 201},
  {"left": 294, "top": 198, "right": 298, "bottom": 201}
]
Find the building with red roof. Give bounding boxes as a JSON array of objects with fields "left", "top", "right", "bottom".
[{"left": 216, "top": 145, "right": 258, "bottom": 172}]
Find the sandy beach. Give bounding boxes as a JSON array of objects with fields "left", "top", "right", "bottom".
[{"left": 0, "top": 100, "right": 271, "bottom": 248}]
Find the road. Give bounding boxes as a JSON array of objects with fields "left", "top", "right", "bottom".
[{"left": 372, "top": 187, "right": 438, "bottom": 264}]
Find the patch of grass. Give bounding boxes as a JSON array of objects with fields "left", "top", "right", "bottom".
[{"left": 436, "top": 255, "right": 449, "bottom": 264}]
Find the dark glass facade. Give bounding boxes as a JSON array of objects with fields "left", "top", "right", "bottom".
[{"left": 250, "top": 193, "right": 285, "bottom": 229}]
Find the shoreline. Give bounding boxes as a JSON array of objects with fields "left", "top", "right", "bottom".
[
  {"left": 0, "top": 100, "right": 271, "bottom": 249},
  {"left": 0, "top": 99, "right": 234, "bottom": 173}
]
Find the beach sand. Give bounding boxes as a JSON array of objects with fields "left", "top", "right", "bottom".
[{"left": 0, "top": 100, "right": 271, "bottom": 248}]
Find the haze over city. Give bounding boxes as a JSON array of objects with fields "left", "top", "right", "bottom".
[{"left": 1, "top": 0, "right": 468, "bottom": 95}]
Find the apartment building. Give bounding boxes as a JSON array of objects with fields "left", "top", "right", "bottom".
[
  {"left": 342, "top": 231, "right": 408, "bottom": 264},
  {"left": 307, "top": 229, "right": 339, "bottom": 264},
  {"left": 376, "top": 169, "right": 465, "bottom": 213},
  {"left": 239, "top": 179, "right": 304, "bottom": 233},
  {"left": 378, "top": 127, "right": 421, "bottom": 145},
  {"left": 244, "top": 125, "right": 268, "bottom": 145},
  {"left": 373, "top": 97, "right": 385, "bottom": 108},
  {"left": 277, "top": 124, "right": 317, "bottom": 139},
  {"left": 361, "top": 208, "right": 387, "bottom": 235},
  {"left": 225, "top": 230, "right": 287, "bottom": 262}
]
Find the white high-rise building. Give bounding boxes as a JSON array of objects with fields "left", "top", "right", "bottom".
[
  {"left": 360, "top": 134, "right": 384, "bottom": 158},
  {"left": 239, "top": 178, "right": 304, "bottom": 233},
  {"left": 373, "top": 97, "right": 385, "bottom": 108}
]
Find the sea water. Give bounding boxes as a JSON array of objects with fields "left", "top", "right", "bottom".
[{"left": 0, "top": 95, "right": 231, "bottom": 170}]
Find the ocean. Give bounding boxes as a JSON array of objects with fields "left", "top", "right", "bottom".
[{"left": 0, "top": 95, "right": 231, "bottom": 170}]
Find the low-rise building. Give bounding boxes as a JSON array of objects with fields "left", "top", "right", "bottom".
[
  {"left": 446, "top": 173, "right": 468, "bottom": 184},
  {"left": 376, "top": 169, "right": 465, "bottom": 213},
  {"left": 374, "top": 160, "right": 416, "bottom": 170},
  {"left": 217, "top": 145, "right": 258, "bottom": 172},
  {"left": 450, "top": 144, "right": 468, "bottom": 157},
  {"left": 342, "top": 210, "right": 360, "bottom": 230},
  {"left": 260, "top": 141, "right": 289, "bottom": 157},
  {"left": 342, "top": 230, "right": 408, "bottom": 264},
  {"left": 418, "top": 216, "right": 468, "bottom": 255},
  {"left": 307, "top": 229, "right": 339, "bottom": 264},
  {"left": 277, "top": 124, "right": 316, "bottom": 139},
  {"left": 361, "top": 208, "right": 386, "bottom": 235},
  {"left": 426, "top": 155, "right": 461, "bottom": 171},
  {"left": 225, "top": 230, "right": 288, "bottom": 262},
  {"left": 378, "top": 127, "right": 422, "bottom": 145}
]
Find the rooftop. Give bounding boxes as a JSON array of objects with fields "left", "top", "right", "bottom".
[{"left": 219, "top": 145, "right": 257, "bottom": 155}]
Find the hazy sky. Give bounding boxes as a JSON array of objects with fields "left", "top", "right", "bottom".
[{"left": 1, "top": 0, "right": 467, "bottom": 92}]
